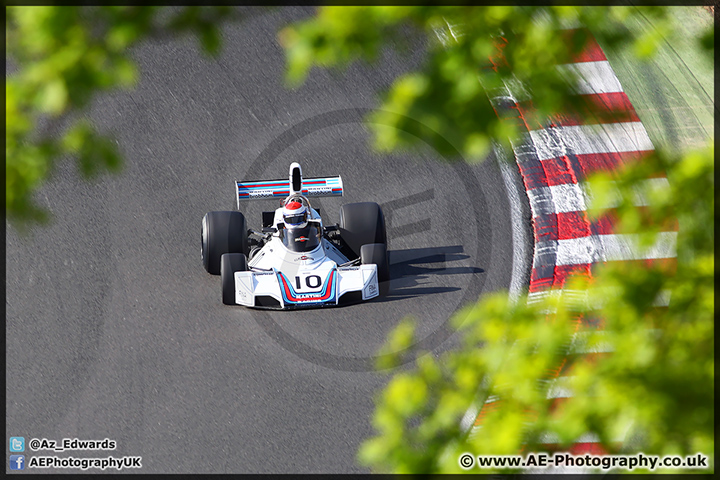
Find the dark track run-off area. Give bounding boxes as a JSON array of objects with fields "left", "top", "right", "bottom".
[{"left": 6, "top": 8, "right": 523, "bottom": 473}]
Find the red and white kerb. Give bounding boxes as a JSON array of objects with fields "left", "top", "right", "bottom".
[{"left": 475, "top": 27, "right": 676, "bottom": 461}]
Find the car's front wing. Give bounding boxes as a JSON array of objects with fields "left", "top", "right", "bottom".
[{"left": 232, "top": 265, "right": 379, "bottom": 309}]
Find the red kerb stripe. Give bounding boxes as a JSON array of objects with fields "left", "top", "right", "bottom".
[
  {"left": 517, "top": 92, "right": 641, "bottom": 129},
  {"left": 588, "top": 207, "right": 680, "bottom": 235},
  {"left": 558, "top": 352, "right": 613, "bottom": 377},
  {"left": 553, "top": 264, "right": 592, "bottom": 289},
  {"left": 557, "top": 211, "right": 592, "bottom": 240},
  {"left": 529, "top": 270, "right": 554, "bottom": 293},
  {"left": 541, "top": 156, "right": 581, "bottom": 187},
  {"left": 594, "top": 257, "right": 678, "bottom": 275},
  {"left": 561, "top": 28, "right": 607, "bottom": 63},
  {"left": 568, "top": 151, "right": 660, "bottom": 179}
]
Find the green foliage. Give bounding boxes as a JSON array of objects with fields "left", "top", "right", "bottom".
[
  {"left": 280, "top": 5, "right": 713, "bottom": 474},
  {"left": 6, "top": 6, "right": 240, "bottom": 229}
]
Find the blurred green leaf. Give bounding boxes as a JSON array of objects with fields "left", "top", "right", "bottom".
[
  {"left": 199, "top": 24, "right": 221, "bottom": 55},
  {"left": 37, "top": 78, "right": 68, "bottom": 114}
]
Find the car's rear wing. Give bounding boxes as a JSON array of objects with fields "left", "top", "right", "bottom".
[{"left": 235, "top": 162, "right": 343, "bottom": 209}]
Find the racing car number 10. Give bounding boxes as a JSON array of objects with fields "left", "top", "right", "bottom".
[
  {"left": 295, "top": 274, "right": 323, "bottom": 290},
  {"left": 201, "top": 162, "right": 390, "bottom": 308}
]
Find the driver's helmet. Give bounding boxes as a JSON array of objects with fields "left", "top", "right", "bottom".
[{"left": 282, "top": 200, "right": 308, "bottom": 229}]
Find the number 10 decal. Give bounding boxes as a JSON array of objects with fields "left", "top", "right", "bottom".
[{"left": 295, "top": 274, "right": 322, "bottom": 291}]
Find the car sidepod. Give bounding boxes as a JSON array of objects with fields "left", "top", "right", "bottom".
[
  {"left": 337, "top": 265, "right": 380, "bottom": 303},
  {"left": 231, "top": 264, "right": 379, "bottom": 309}
]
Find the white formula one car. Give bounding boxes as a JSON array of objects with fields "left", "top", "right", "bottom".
[{"left": 201, "top": 163, "right": 389, "bottom": 308}]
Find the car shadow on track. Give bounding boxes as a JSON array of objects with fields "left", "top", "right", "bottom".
[{"left": 373, "top": 245, "right": 485, "bottom": 302}]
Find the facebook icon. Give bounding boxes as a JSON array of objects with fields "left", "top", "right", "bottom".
[{"left": 10, "top": 455, "right": 25, "bottom": 470}]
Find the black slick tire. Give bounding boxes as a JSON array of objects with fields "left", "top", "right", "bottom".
[
  {"left": 339, "top": 202, "right": 387, "bottom": 258},
  {"left": 202, "top": 211, "right": 248, "bottom": 275}
]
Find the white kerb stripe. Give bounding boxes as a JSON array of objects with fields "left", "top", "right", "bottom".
[
  {"left": 529, "top": 122, "right": 655, "bottom": 161},
  {"left": 460, "top": 404, "right": 479, "bottom": 432},
  {"left": 556, "top": 235, "right": 606, "bottom": 265},
  {"left": 654, "top": 289, "right": 671, "bottom": 307},
  {"left": 527, "top": 288, "right": 669, "bottom": 314},
  {"left": 557, "top": 61, "right": 624, "bottom": 95},
  {"left": 555, "top": 232, "right": 677, "bottom": 266},
  {"left": 540, "top": 432, "right": 601, "bottom": 445},
  {"left": 539, "top": 427, "right": 629, "bottom": 445},
  {"left": 569, "top": 331, "right": 615, "bottom": 354},
  {"left": 599, "top": 232, "right": 677, "bottom": 262},
  {"left": 433, "top": 27, "right": 450, "bottom": 46},
  {"left": 525, "top": 185, "right": 555, "bottom": 217},
  {"left": 526, "top": 181, "right": 656, "bottom": 217},
  {"left": 527, "top": 183, "right": 589, "bottom": 215},
  {"left": 547, "top": 376, "right": 574, "bottom": 399},
  {"left": 445, "top": 19, "right": 465, "bottom": 40},
  {"left": 583, "top": 177, "right": 671, "bottom": 210},
  {"left": 527, "top": 177, "right": 672, "bottom": 216},
  {"left": 557, "top": 18, "right": 584, "bottom": 30}
]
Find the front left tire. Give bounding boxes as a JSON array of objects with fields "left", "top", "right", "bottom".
[{"left": 202, "top": 211, "right": 248, "bottom": 275}]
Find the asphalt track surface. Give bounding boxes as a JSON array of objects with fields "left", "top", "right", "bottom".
[{"left": 6, "top": 8, "right": 525, "bottom": 473}]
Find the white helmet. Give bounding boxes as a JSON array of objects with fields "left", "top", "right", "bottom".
[{"left": 282, "top": 200, "right": 308, "bottom": 229}]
